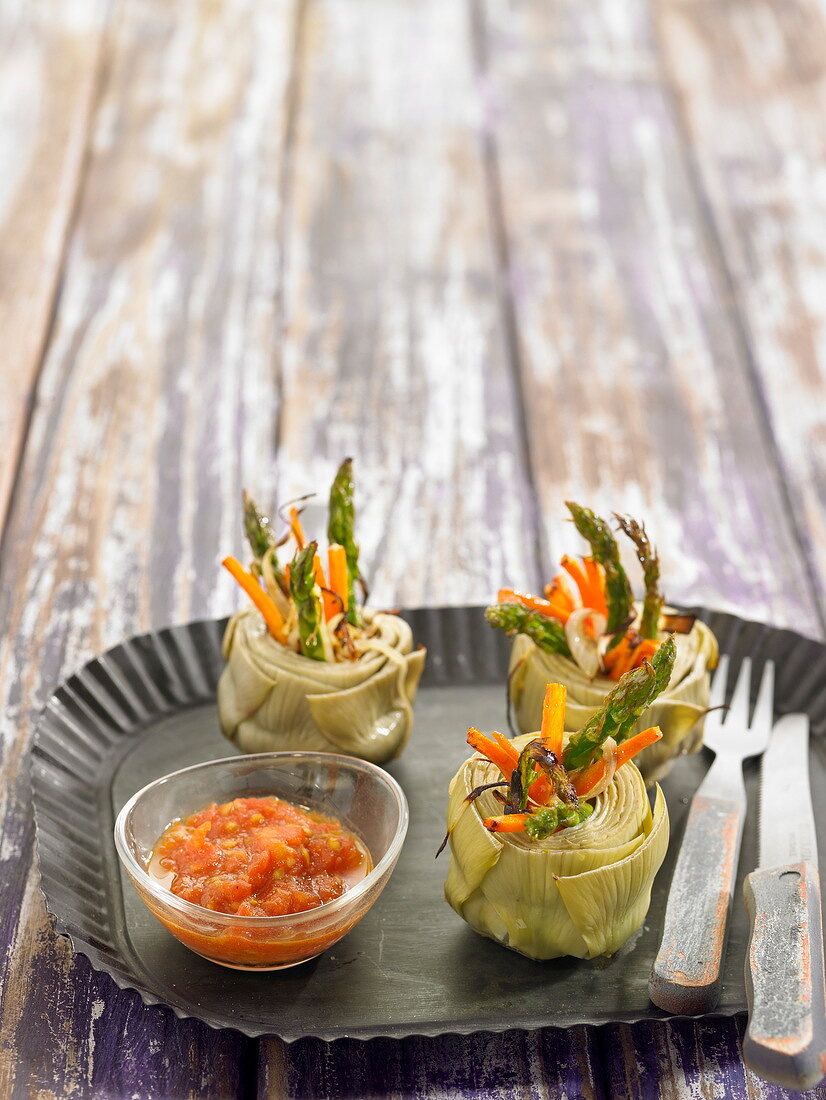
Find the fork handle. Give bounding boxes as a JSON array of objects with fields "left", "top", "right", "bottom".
[
  {"left": 743, "top": 862, "right": 826, "bottom": 1090},
  {"left": 649, "top": 793, "right": 744, "bottom": 1014}
]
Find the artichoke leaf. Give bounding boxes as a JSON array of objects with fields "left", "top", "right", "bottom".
[
  {"left": 444, "top": 774, "right": 504, "bottom": 907},
  {"left": 554, "top": 786, "right": 668, "bottom": 957},
  {"left": 307, "top": 647, "right": 426, "bottom": 760},
  {"left": 444, "top": 750, "right": 669, "bottom": 959},
  {"left": 217, "top": 607, "right": 425, "bottom": 763}
]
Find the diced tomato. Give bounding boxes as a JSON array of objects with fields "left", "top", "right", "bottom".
[
  {"left": 198, "top": 876, "right": 254, "bottom": 911},
  {"left": 312, "top": 873, "right": 347, "bottom": 904},
  {"left": 151, "top": 795, "right": 369, "bottom": 917},
  {"left": 247, "top": 848, "right": 274, "bottom": 892}
]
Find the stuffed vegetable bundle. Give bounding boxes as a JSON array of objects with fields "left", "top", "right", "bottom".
[
  {"left": 486, "top": 503, "right": 718, "bottom": 782},
  {"left": 444, "top": 641, "right": 674, "bottom": 959},
  {"left": 218, "top": 460, "right": 425, "bottom": 763}
]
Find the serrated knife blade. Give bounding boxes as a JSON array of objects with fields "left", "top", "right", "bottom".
[
  {"left": 743, "top": 712, "right": 826, "bottom": 1090},
  {"left": 757, "top": 713, "right": 818, "bottom": 870}
]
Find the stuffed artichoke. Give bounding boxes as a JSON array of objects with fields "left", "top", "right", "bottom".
[
  {"left": 486, "top": 503, "right": 718, "bottom": 782},
  {"left": 217, "top": 460, "right": 426, "bottom": 763},
  {"left": 443, "top": 645, "right": 673, "bottom": 960}
]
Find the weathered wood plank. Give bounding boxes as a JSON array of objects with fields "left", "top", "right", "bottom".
[
  {"left": 468, "top": 2, "right": 826, "bottom": 1096},
  {"left": 3, "top": 0, "right": 822, "bottom": 1096},
  {"left": 0, "top": 0, "right": 298, "bottom": 1094},
  {"left": 600, "top": 1020, "right": 750, "bottom": 1099},
  {"left": 598, "top": 1018, "right": 826, "bottom": 1099},
  {"left": 271, "top": 0, "right": 541, "bottom": 610},
  {"left": 262, "top": 1018, "right": 826, "bottom": 1099},
  {"left": 0, "top": 0, "right": 107, "bottom": 540},
  {"left": 255, "top": 0, "right": 556, "bottom": 1092},
  {"left": 261, "top": 1028, "right": 604, "bottom": 1100},
  {"left": 654, "top": 0, "right": 826, "bottom": 632},
  {"left": 476, "top": 0, "right": 822, "bottom": 638}
]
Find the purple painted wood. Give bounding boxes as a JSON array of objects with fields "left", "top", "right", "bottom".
[
  {"left": 474, "top": 0, "right": 822, "bottom": 637},
  {"left": 600, "top": 1018, "right": 826, "bottom": 1099},
  {"left": 0, "top": 772, "right": 253, "bottom": 1098},
  {"left": 263, "top": 1029, "right": 605, "bottom": 1099},
  {"left": 2, "top": 0, "right": 826, "bottom": 1096},
  {"left": 655, "top": 0, "right": 826, "bottom": 637},
  {"left": 0, "top": 0, "right": 299, "bottom": 1091}
]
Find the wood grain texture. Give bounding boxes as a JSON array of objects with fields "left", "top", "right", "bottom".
[
  {"left": 271, "top": 0, "right": 541, "bottom": 609},
  {"left": 654, "top": 0, "right": 826, "bottom": 634},
  {"left": 649, "top": 796, "right": 743, "bottom": 1016},
  {"left": 258, "top": 0, "right": 550, "bottom": 1090},
  {"left": 254, "top": 0, "right": 817, "bottom": 1097},
  {"left": 600, "top": 1019, "right": 750, "bottom": 1099},
  {"left": 599, "top": 1017, "right": 826, "bottom": 1099},
  {"left": 0, "top": 0, "right": 297, "bottom": 1093},
  {"left": 476, "top": 0, "right": 822, "bottom": 638},
  {"left": 0, "top": 0, "right": 107, "bottom": 542},
  {"left": 261, "top": 1028, "right": 604, "bottom": 1100},
  {"left": 2, "top": 0, "right": 825, "bottom": 1096},
  {"left": 743, "top": 862, "right": 826, "bottom": 1091}
]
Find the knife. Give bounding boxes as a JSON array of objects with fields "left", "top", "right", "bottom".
[{"left": 743, "top": 713, "right": 826, "bottom": 1090}]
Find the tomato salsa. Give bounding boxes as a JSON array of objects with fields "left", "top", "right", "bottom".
[{"left": 151, "top": 795, "right": 370, "bottom": 917}]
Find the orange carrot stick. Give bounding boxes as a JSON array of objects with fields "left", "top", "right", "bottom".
[
  {"left": 546, "top": 599, "right": 573, "bottom": 622},
  {"left": 222, "top": 556, "right": 287, "bottom": 644},
  {"left": 486, "top": 728, "right": 553, "bottom": 806},
  {"left": 314, "top": 553, "right": 338, "bottom": 621},
  {"left": 615, "top": 726, "right": 662, "bottom": 764},
  {"left": 527, "top": 774, "right": 552, "bottom": 806},
  {"left": 602, "top": 633, "right": 630, "bottom": 673},
  {"left": 605, "top": 633, "right": 641, "bottom": 680},
  {"left": 546, "top": 575, "right": 576, "bottom": 613},
  {"left": 483, "top": 814, "right": 528, "bottom": 833},
  {"left": 327, "top": 543, "right": 349, "bottom": 613},
  {"left": 609, "top": 651, "right": 637, "bottom": 681},
  {"left": 467, "top": 727, "right": 518, "bottom": 780},
  {"left": 473, "top": 728, "right": 564, "bottom": 810},
  {"left": 490, "top": 730, "right": 517, "bottom": 758},
  {"left": 497, "top": 587, "right": 569, "bottom": 623},
  {"left": 539, "top": 683, "right": 567, "bottom": 757},
  {"left": 560, "top": 555, "right": 593, "bottom": 606},
  {"left": 289, "top": 506, "right": 306, "bottom": 549},
  {"left": 573, "top": 727, "right": 662, "bottom": 796},
  {"left": 583, "top": 557, "right": 608, "bottom": 616},
  {"left": 312, "top": 553, "right": 326, "bottom": 589},
  {"left": 629, "top": 639, "right": 660, "bottom": 671},
  {"left": 523, "top": 683, "right": 567, "bottom": 804}
]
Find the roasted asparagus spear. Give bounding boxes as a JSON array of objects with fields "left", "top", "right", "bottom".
[
  {"left": 327, "top": 458, "right": 362, "bottom": 626},
  {"left": 484, "top": 602, "right": 572, "bottom": 657},
  {"left": 566, "top": 502, "right": 634, "bottom": 641},
  {"left": 615, "top": 513, "right": 663, "bottom": 640},
  {"left": 562, "top": 635, "right": 676, "bottom": 770},
  {"left": 289, "top": 542, "right": 326, "bottom": 661}
]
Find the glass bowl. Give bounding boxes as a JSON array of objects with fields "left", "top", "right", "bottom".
[{"left": 114, "top": 752, "right": 409, "bottom": 970}]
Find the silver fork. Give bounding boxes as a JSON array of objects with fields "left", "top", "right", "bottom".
[{"left": 648, "top": 655, "right": 774, "bottom": 1015}]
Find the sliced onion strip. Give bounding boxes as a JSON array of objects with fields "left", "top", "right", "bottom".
[{"left": 565, "top": 609, "right": 607, "bottom": 679}]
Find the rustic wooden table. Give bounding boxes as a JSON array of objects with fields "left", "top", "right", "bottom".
[{"left": 3, "top": 0, "right": 826, "bottom": 1095}]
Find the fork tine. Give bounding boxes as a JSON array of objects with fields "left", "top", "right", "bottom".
[
  {"left": 726, "top": 656, "right": 752, "bottom": 725},
  {"left": 708, "top": 655, "right": 730, "bottom": 711},
  {"left": 750, "top": 660, "right": 775, "bottom": 742},
  {"left": 702, "top": 655, "right": 731, "bottom": 735}
]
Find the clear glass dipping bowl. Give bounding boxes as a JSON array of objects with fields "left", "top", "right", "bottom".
[{"left": 114, "top": 752, "right": 409, "bottom": 970}]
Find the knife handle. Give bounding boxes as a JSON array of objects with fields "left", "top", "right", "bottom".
[
  {"left": 649, "top": 794, "right": 743, "bottom": 1014},
  {"left": 743, "top": 862, "right": 826, "bottom": 1090}
]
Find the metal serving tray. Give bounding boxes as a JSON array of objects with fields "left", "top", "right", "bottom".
[{"left": 29, "top": 607, "right": 826, "bottom": 1040}]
